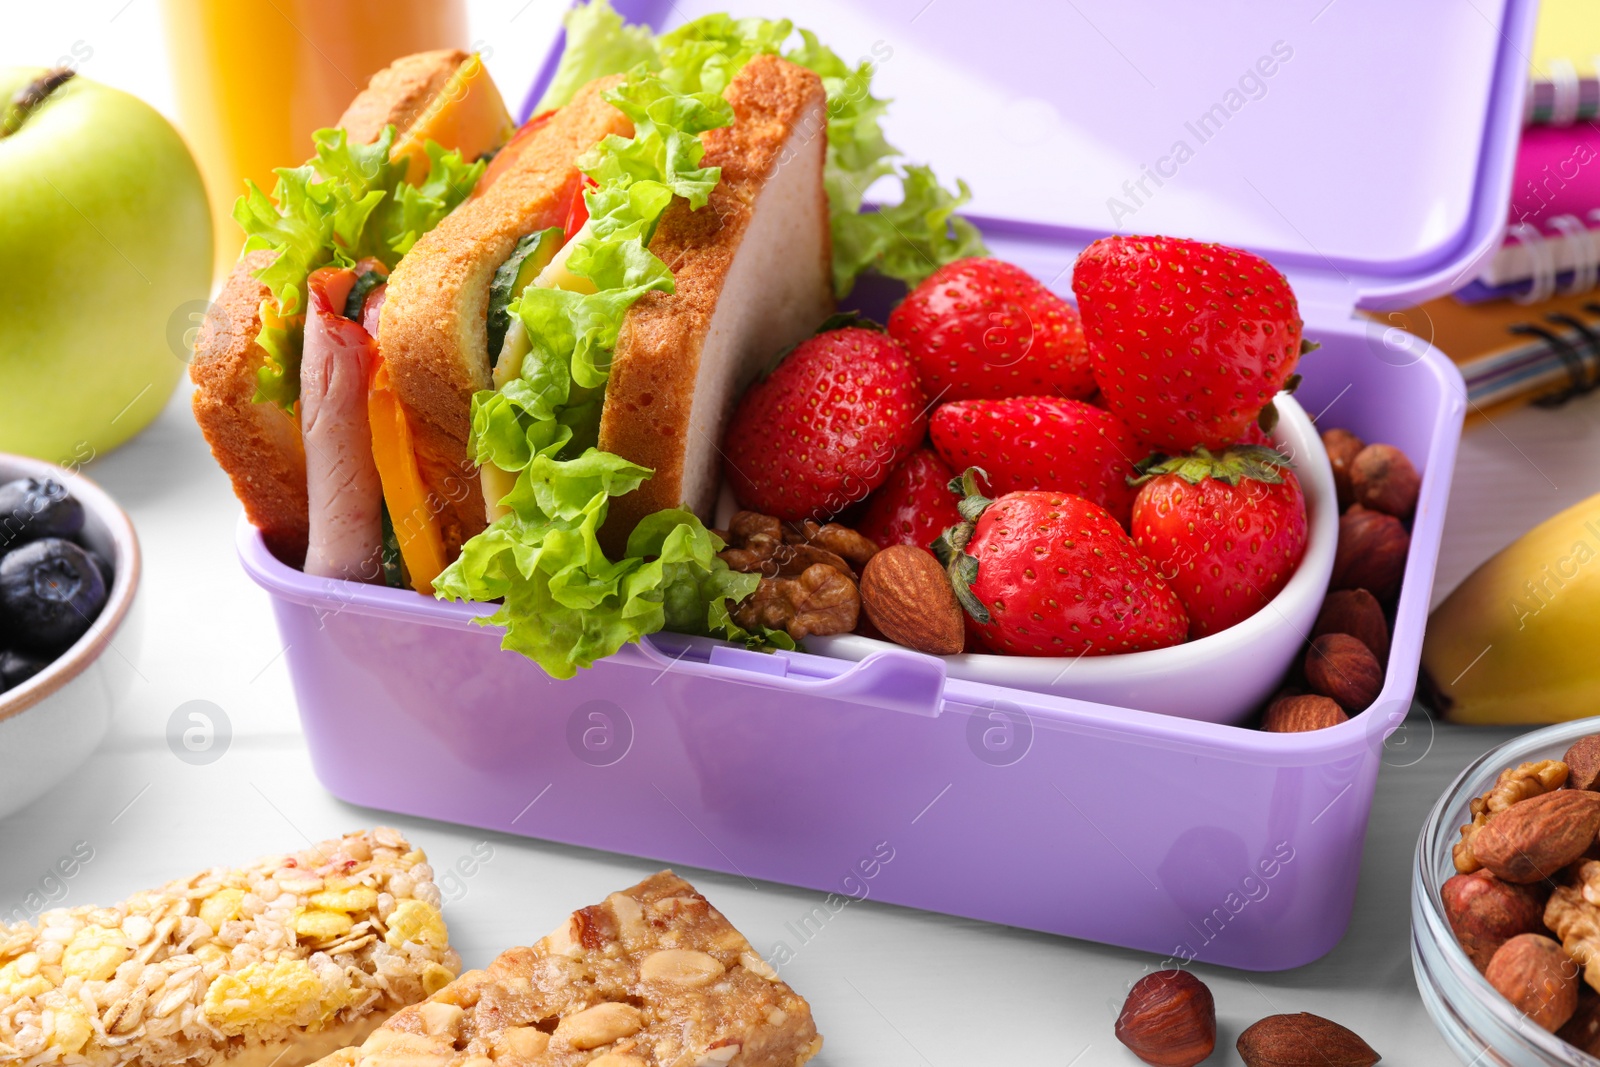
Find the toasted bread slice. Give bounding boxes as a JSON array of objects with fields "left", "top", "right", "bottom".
[
  {"left": 191, "top": 50, "right": 509, "bottom": 567},
  {"left": 190, "top": 250, "right": 307, "bottom": 564},
  {"left": 598, "top": 55, "right": 833, "bottom": 552},
  {"left": 375, "top": 76, "right": 632, "bottom": 560},
  {"left": 337, "top": 49, "right": 471, "bottom": 146}
]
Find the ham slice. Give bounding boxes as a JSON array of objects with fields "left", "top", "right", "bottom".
[{"left": 301, "top": 265, "right": 385, "bottom": 582}]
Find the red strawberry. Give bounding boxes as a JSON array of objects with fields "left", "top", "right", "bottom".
[
  {"left": 889, "top": 257, "right": 1095, "bottom": 402},
  {"left": 928, "top": 396, "right": 1144, "bottom": 527},
  {"left": 1130, "top": 445, "right": 1309, "bottom": 638},
  {"left": 723, "top": 325, "right": 926, "bottom": 521},
  {"left": 856, "top": 449, "right": 962, "bottom": 550},
  {"left": 1072, "top": 235, "right": 1306, "bottom": 451},
  {"left": 935, "top": 471, "right": 1188, "bottom": 657}
]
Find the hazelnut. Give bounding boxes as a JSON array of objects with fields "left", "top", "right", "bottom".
[
  {"left": 1486, "top": 934, "right": 1580, "bottom": 1032},
  {"left": 1564, "top": 735, "right": 1600, "bottom": 792},
  {"left": 1114, "top": 970, "right": 1216, "bottom": 1067},
  {"left": 1558, "top": 988, "right": 1600, "bottom": 1057},
  {"left": 1321, "top": 428, "right": 1365, "bottom": 512},
  {"left": 1440, "top": 869, "right": 1548, "bottom": 972},
  {"left": 1311, "top": 588, "right": 1389, "bottom": 667},
  {"left": 1330, "top": 506, "right": 1409, "bottom": 602},
  {"left": 1350, "top": 443, "right": 1420, "bottom": 520},
  {"left": 1262, "top": 694, "right": 1347, "bottom": 733},
  {"left": 1304, "top": 634, "right": 1382, "bottom": 712}
]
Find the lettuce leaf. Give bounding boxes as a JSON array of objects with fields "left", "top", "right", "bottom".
[
  {"left": 232, "top": 127, "right": 484, "bottom": 409},
  {"left": 532, "top": 0, "right": 657, "bottom": 115},
  {"left": 434, "top": 452, "right": 771, "bottom": 678},
  {"left": 831, "top": 165, "right": 988, "bottom": 295}
]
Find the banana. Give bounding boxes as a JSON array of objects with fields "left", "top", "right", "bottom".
[{"left": 1422, "top": 491, "right": 1600, "bottom": 724}]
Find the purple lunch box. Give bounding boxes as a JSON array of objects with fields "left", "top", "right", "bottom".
[{"left": 241, "top": 0, "right": 1533, "bottom": 969}]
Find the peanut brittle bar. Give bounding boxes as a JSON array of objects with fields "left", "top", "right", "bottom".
[
  {"left": 315, "top": 870, "right": 821, "bottom": 1067},
  {"left": 0, "top": 828, "right": 459, "bottom": 1067}
]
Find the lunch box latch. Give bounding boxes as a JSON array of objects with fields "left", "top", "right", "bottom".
[{"left": 709, "top": 645, "right": 790, "bottom": 677}]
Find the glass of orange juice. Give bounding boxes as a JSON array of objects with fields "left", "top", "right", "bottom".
[{"left": 161, "top": 0, "right": 468, "bottom": 279}]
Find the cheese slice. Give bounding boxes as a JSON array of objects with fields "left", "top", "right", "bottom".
[
  {"left": 390, "top": 54, "right": 515, "bottom": 185},
  {"left": 531, "top": 224, "right": 598, "bottom": 296},
  {"left": 369, "top": 361, "right": 448, "bottom": 593}
]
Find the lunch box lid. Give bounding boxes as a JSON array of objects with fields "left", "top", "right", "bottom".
[{"left": 523, "top": 0, "right": 1535, "bottom": 316}]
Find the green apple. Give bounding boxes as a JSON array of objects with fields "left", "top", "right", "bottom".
[{"left": 0, "top": 67, "right": 211, "bottom": 463}]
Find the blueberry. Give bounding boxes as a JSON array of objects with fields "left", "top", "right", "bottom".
[
  {"left": 0, "top": 538, "right": 107, "bottom": 653},
  {"left": 85, "top": 548, "right": 114, "bottom": 590},
  {"left": 0, "top": 648, "right": 50, "bottom": 688},
  {"left": 0, "top": 478, "right": 84, "bottom": 552}
]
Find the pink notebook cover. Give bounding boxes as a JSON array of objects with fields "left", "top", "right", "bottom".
[{"left": 1509, "top": 123, "right": 1600, "bottom": 225}]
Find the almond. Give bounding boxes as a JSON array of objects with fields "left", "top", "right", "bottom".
[
  {"left": 1564, "top": 735, "right": 1600, "bottom": 792},
  {"left": 1113, "top": 970, "right": 1215, "bottom": 1067},
  {"left": 1237, "top": 1013, "right": 1378, "bottom": 1067},
  {"left": 1262, "top": 694, "right": 1347, "bottom": 733},
  {"left": 859, "top": 545, "right": 964, "bottom": 656},
  {"left": 1474, "top": 789, "right": 1600, "bottom": 884},
  {"left": 1440, "top": 870, "right": 1548, "bottom": 973},
  {"left": 1486, "top": 933, "right": 1580, "bottom": 1032},
  {"left": 1311, "top": 589, "right": 1389, "bottom": 667},
  {"left": 1304, "top": 634, "right": 1382, "bottom": 712}
]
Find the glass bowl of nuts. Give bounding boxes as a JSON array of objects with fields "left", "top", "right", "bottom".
[{"left": 1414, "top": 719, "right": 1600, "bottom": 1066}]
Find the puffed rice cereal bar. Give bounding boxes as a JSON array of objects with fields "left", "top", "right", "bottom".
[
  {"left": 0, "top": 828, "right": 460, "bottom": 1067},
  {"left": 314, "top": 870, "right": 821, "bottom": 1067}
]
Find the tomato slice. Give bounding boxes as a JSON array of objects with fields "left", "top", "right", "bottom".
[{"left": 563, "top": 176, "right": 597, "bottom": 242}]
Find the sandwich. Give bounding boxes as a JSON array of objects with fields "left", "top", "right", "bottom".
[
  {"left": 191, "top": 48, "right": 514, "bottom": 572},
  {"left": 194, "top": 1, "right": 983, "bottom": 679}
]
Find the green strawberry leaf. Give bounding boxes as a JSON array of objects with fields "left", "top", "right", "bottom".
[
  {"left": 931, "top": 466, "right": 993, "bottom": 625},
  {"left": 946, "top": 467, "right": 993, "bottom": 521},
  {"left": 945, "top": 551, "right": 989, "bottom": 625},
  {"left": 1129, "top": 444, "right": 1294, "bottom": 488}
]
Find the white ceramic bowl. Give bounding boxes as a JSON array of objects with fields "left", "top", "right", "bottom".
[
  {"left": 0, "top": 453, "right": 141, "bottom": 820},
  {"left": 811, "top": 394, "right": 1338, "bottom": 725}
]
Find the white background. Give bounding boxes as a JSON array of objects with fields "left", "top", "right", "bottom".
[{"left": 10, "top": 2, "right": 1600, "bottom": 1064}]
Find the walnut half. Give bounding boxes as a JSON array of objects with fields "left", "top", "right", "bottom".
[{"left": 731, "top": 563, "right": 859, "bottom": 640}]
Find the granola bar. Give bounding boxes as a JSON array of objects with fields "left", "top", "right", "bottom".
[
  {"left": 314, "top": 870, "right": 821, "bottom": 1067},
  {"left": 0, "top": 828, "right": 459, "bottom": 1067}
]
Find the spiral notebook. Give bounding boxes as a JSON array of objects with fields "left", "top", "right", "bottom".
[
  {"left": 1462, "top": 123, "right": 1600, "bottom": 303},
  {"left": 1364, "top": 288, "right": 1600, "bottom": 416}
]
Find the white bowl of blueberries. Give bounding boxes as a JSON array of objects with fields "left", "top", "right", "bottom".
[{"left": 0, "top": 453, "right": 141, "bottom": 821}]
